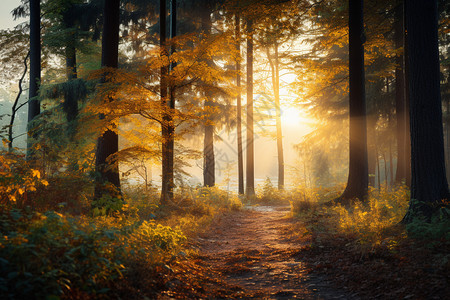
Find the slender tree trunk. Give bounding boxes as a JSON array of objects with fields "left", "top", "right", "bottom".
[
  {"left": 403, "top": 0, "right": 449, "bottom": 222},
  {"left": 160, "top": 0, "right": 174, "bottom": 204},
  {"left": 167, "top": 0, "right": 176, "bottom": 193},
  {"left": 273, "top": 42, "right": 285, "bottom": 190},
  {"left": 404, "top": 1, "right": 411, "bottom": 187},
  {"left": 246, "top": 18, "right": 255, "bottom": 197},
  {"left": 376, "top": 145, "right": 380, "bottom": 190},
  {"left": 236, "top": 13, "right": 244, "bottom": 195},
  {"left": 339, "top": 0, "right": 368, "bottom": 202},
  {"left": 9, "top": 52, "right": 29, "bottom": 152},
  {"left": 389, "top": 142, "right": 394, "bottom": 187},
  {"left": 94, "top": 0, "right": 121, "bottom": 198},
  {"left": 383, "top": 152, "right": 388, "bottom": 190},
  {"left": 367, "top": 116, "right": 377, "bottom": 187},
  {"left": 446, "top": 97, "right": 450, "bottom": 181},
  {"left": 203, "top": 112, "right": 215, "bottom": 187},
  {"left": 27, "top": 0, "right": 41, "bottom": 160},
  {"left": 201, "top": 4, "right": 215, "bottom": 187},
  {"left": 394, "top": 1, "right": 408, "bottom": 185},
  {"left": 63, "top": 9, "right": 78, "bottom": 125}
]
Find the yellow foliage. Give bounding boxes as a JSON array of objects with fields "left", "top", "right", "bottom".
[{"left": 329, "top": 185, "right": 409, "bottom": 247}]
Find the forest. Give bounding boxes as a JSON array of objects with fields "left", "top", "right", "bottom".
[{"left": 0, "top": 0, "right": 449, "bottom": 298}]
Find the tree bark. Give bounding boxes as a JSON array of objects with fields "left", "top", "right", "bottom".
[
  {"left": 160, "top": 0, "right": 175, "bottom": 204},
  {"left": 246, "top": 18, "right": 255, "bottom": 197},
  {"left": 27, "top": 0, "right": 41, "bottom": 160},
  {"left": 394, "top": 1, "right": 408, "bottom": 185},
  {"left": 367, "top": 115, "right": 377, "bottom": 187},
  {"left": 403, "top": 0, "right": 449, "bottom": 221},
  {"left": 267, "top": 42, "right": 284, "bottom": 190},
  {"left": 203, "top": 111, "right": 215, "bottom": 187},
  {"left": 403, "top": 2, "right": 411, "bottom": 187},
  {"left": 94, "top": 0, "right": 121, "bottom": 198},
  {"left": 339, "top": 0, "right": 368, "bottom": 202},
  {"left": 201, "top": 3, "right": 215, "bottom": 188},
  {"left": 236, "top": 13, "right": 244, "bottom": 195},
  {"left": 63, "top": 8, "right": 78, "bottom": 125}
]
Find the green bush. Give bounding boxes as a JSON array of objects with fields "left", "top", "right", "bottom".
[{"left": 0, "top": 208, "right": 187, "bottom": 299}]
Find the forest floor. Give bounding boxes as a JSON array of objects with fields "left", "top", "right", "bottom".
[
  {"left": 118, "top": 204, "right": 448, "bottom": 299},
  {"left": 149, "top": 205, "right": 358, "bottom": 299}
]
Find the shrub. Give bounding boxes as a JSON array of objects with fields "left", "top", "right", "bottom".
[
  {"left": 0, "top": 208, "right": 187, "bottom": 299},
  {"left": 329, "top": 185, "right": 409, "bottom": 246}
]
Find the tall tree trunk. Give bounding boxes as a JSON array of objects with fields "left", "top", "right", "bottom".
[
  {"left": 201, "top": 4, "right": 215, "bottom": 187},
  {"left": 236, "top": 13, "right": 244, "bottom": 194},
  {"left": 394, "top": 1, "right": 408, "bottom": 185},
  {"left": 383, "top": 152, "right": 388, "bottom": 190},
  {"left": 94, "top": 0, "right": 121, "bottom": 198},
  {"left": 63, "top": 9, "right": 78, "bottom": 124},
  {"left": 246, "top": 18, "right": 255, "bottom": 197},
  {"left": 339, "top": 0, "right": 368, "bottom": 202},
  {"left": 273, "top": 43, "right": 285, "bottom": 190},
  {"left": 167, "top": 0, "right": 176, "bottom": 194},
  {"left": 160, "top": 0, "right": 174, "bottom": 204},
  {"left": 367, "top": 116, "right": 377, "bottom": 187},
  {"left": 266, "top": 42, "right": 284, "bottom": 190},
  {"left": 403, "top": 3, "right": 412, "bottom": 187},
  {"left": 403, "top": 0, "right": 449, "bottom": 222},
  {"left": 27, "top": 0, "right": 41, "bottom": 160},
  {"left": 376, "top": 144, "right": 380, "bottom": 190},
  {"left": 389, "top": 141, "right": 394, "bottom": 187}
]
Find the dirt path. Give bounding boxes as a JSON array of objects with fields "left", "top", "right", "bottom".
[{"left": 193, "top": 206, "right": 358, "bottom": 299}]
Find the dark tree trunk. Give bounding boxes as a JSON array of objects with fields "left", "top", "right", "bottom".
[
  {"left": 403, "top": 0, "right": 449, "bottom": 221},
  {"left": 27, "top": 0, "right": 41, "bottom": 160},
  {"left": 94, "top": 0, "right": 121, "bottom": 198},
  {"left": 394, "top": 1, "right": 408, "bottom": 185},
  {"left": 203, "top": 112, "right": 215, "bottom": 187},
  {"left": 339, "top": 0, "right": 368, "bottom": 202},
  {"left": 160, "top": 0, "right": 174, "bottom": 204},
  {"left": 367, "top": 116, "right": 377, "bottom": 187},
  {"left": 167, "top": 0, "right": 176, "bottom": 195},
  {"left": 246, "top": 18, "right": 255, "bottom": 197},
  {"left": 63, "top": 9, "right": 78, "bottom": 125},
  {"left": 403, "top": 2, "right": 412, "bottom": 187},
  {"left": 236, "top": 13, "right": 244, "bottom": 195},
  {"left": 201, "top": 3, "right": 215, "bottom": 188},
  {"left": 376, "top": 144, "right": 380, "bottom": 190}
]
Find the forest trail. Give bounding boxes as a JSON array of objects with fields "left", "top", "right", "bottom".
[{"left": 191, "top": 206, "right": 358, "bottom": 299}]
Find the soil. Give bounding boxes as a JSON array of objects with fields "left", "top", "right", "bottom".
[{"left": 190, "top": 205, "right": 359, "bottom": 299}]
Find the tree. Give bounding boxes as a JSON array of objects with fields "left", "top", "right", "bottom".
[
  {"left": 394, "top": 0, "right": 409, "bottom": 185},
  {"left": 201, "top": 1, "right": 216, "bottom": 188},
  {"left": 160, "top": 0, "right": 175, "bottom": 204},
  {"left": 27, "top": 0, "right": 41, "bottom": 160},
  {"left": 403, "top": 0, "right": 449, "bottom": 221},
  {"left": 266, "top": 40, "right": 284, "bottom": 190},
  {"left": 339, "top": 0, "right": 368, "bottom": 202},
  {"left": 235, "top": 12, "right": 244, "bottom": 194},
  {"left": 246, "top": 17, "right": 255, "bottom": 196},
  {"left": 94, "top": 0, "right": 121, "bottom": 198}
]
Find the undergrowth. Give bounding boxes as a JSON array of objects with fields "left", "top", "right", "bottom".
[
  {"left": 290, "top": 184, "right": 449, "bottom": 299},
  {"left": 0, "top": 153, "right": 243, "bottom": 299}
]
